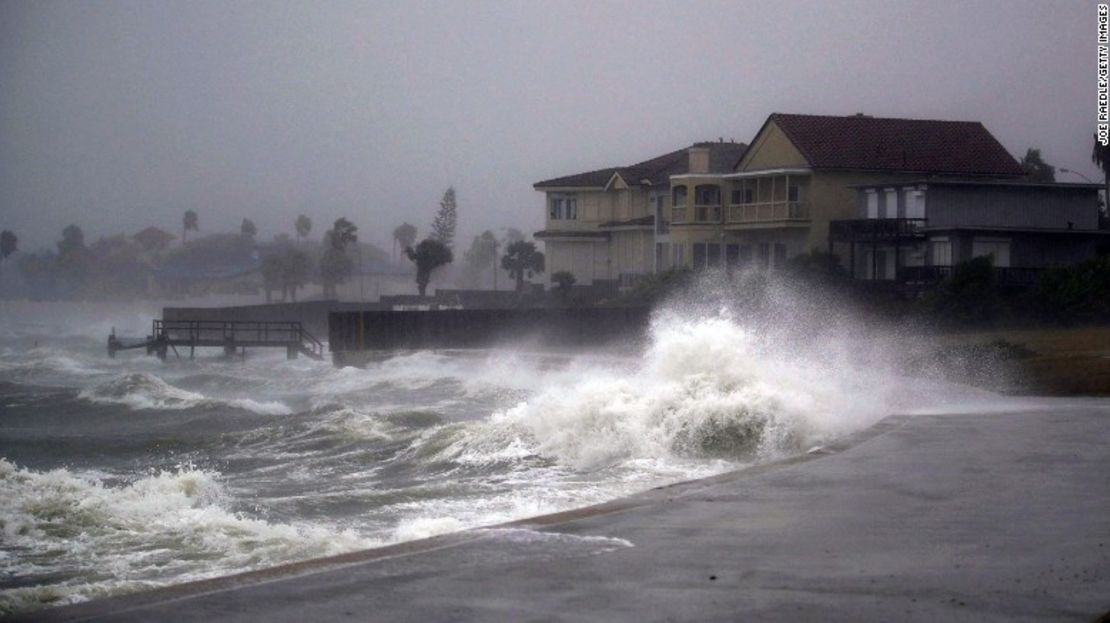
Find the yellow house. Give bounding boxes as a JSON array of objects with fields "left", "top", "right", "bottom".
[
  {"left": 534, "top": 113, "right": 1025, "bottom": 288},
  {"left": 534, "top": 141, "right": 746, "bottom": 290},
  {"left": 669, "top": 113, "right": 1025, "bottom": 271}
]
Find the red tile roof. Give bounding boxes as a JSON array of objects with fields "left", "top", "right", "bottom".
[{"left": 767, "top": 113, "right": 1025, "bottom": 177}]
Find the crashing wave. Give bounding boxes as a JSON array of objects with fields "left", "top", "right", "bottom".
[{"left": 0, "top": 458, "right": 371, "bottom": 615}]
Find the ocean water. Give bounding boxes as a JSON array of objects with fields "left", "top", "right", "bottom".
[{"left": 0, "top": 299, "right": 1000, "bottom": 615}]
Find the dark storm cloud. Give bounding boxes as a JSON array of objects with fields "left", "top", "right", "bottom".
[{"left": 0, "top": 0, "right": 1096, "bottom": 250}]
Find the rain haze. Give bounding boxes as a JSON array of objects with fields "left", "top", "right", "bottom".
[{"left": 0, "top": 0, "right": 1097, "bottom": 250}]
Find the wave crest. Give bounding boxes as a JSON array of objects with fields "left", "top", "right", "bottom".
[{"left": 78, "top": 372, "right": 291, "bottom": 415}]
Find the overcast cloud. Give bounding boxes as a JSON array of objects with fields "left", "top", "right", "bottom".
[{"left": 0, "top": 0, "right": 1097, "bottom": 251}]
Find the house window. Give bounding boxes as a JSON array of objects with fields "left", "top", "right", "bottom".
[
  {"left": 788, "top": 185, "right": 800, "bottom": 203},
  {"left": 692, "top": 243, "right": 707, "bottom": 269},
  {"left": 707, "top": 243, "right": 722, "bottom": 268},
  {"left": 731, "top": 187, "right": 754, "bottom": 204},
  {"left": 972, "top": 237, "right": 1011, "bottom": 267},
  {"left": 673, "top": 186, "right": 687, "bottom": 207},
  {"left": 866, "top": 189, "right": 878, "bottom": 218},
  {"left": 905, "top": 189, "right": 925, "bottom": 220},
  {"left": 884, "top": 188, "right": 898, "bottom": 218},
  {"left": 695, "top": 185, "right": 721, "bottom": 205},
  {"left": 549, "top": 194, "right": 577, "bottom": 220},
  {"left": 757, "top": 243, "right": 770, "bottom": 269},
  {"left": 564, "top": 195, "right": 577, "bottom": 220},
  {"left": 930, "top": 237, "right": 952, "bottom": 266},
  {"left": 739, "top": 245, "right": 753, "bottom": 264},
  {"left": 773, "top": 243, "right": 787, "bottom": 268},
  {"left": 672, "top": 243, "right": 685, "bottom": 267},
  {"left": 725, "top": 244, "right": 740, "bottom": 267}
]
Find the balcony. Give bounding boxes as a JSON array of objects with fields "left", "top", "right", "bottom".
[
  {"left": 726, "top": 201, "right": 809, "bottom": 225},
  {"left": 671, "top": 205, "right": 724, "bottom": 224},
  {"left": 671, "top": 207, "right": 687, "bottom": 223},
  {"left": 829, "top": 218, "right": 925, "bottom": 242}
]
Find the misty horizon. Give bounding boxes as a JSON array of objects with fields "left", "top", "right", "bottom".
[{"left": 1, "top": 1, "right": 1099, "bottom": 252}]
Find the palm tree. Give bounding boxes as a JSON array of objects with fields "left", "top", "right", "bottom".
[
  {"left": 182, "top": 210, "right": 198, "bottom": 244},
  {"left": 320, "top": 218, "right": 358, "bottom": 298},
  {"left": 501, "top": 240, "right": 545, "bottom": 292},
  {"left": 295, "top": 215, "right": 312, "bottom": 244},
  {"left": 405, "top": 238, "right": 453, "bottom": 297}
]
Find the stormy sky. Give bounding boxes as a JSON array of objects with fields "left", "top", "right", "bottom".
[{"left": 0, "top": 0, "right": 1098, "bottom": 251}]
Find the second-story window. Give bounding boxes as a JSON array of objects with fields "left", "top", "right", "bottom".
[
  {"left": 673, "top": 186, "right": 687, "bottom": 207},
  {"left": 695, "top": 185, "right": 720, "bottom": 205},
  {"left": 549, "top": 194, "right": 577, "bottom": 220},
  {"left": 730, "top": 188, "right": 754, "bottom": 205}
]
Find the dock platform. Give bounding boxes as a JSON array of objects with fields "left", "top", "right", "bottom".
[{"left": 108, "top": 319, "right": 324, "bottom": 361}]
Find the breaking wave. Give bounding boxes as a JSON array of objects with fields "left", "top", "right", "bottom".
[
  {"left": 79, "top": 373, "right": 292, "bottom": 415},
  {"left": 0, "top": 459, "right": 370, "bottom": 615},
  {"left": 434, "top": 314, "right": 891, "bottom": 471}
]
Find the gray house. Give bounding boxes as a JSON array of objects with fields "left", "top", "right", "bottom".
[{"left": 829, "top": 180, "right": 1107, "bottom": 286}]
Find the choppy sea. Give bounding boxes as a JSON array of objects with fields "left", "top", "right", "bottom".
[{"left": 0, "top": 299, "right": 1003, "bottom": 615}]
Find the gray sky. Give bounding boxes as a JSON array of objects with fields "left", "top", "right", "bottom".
[{"left": 0, "top": 0, "right": 1099, "bottom": 251}]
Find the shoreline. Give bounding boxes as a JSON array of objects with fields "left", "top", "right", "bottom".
[
  {"left": 17, "top": 400, "right": 1110, "bottom": 622},
  {"left": 7, "top": 414, "right": 911, "bottom": 622}
]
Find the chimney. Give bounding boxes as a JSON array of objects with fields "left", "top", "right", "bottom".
[{"left": 688, "top": 146, "right": 710, "bottom": 174}]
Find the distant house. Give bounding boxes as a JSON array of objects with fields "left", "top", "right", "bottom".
[
  {"left": 534, "top": 113, "right": 1105, "bottom": 287},
  {"left": 132, "top": 227, "right": 176, "bottom": 254},
  {"left": 830, "top": 179, "right": 1106, "bottom": 285},
  {"left": 534, "top": 141, "right": 747, "bottom": 290}
]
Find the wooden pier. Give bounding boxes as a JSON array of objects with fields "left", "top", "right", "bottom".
[{"left": 108, "top": 319, "right": 324, "bottom": 361}]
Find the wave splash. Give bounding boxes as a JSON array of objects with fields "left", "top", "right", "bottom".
[
  {"left": 439, "top": 314, "right": 892, "bottom": 471},
  {"left": 0, "top": 458, "right": 370, "bottom": 614}
]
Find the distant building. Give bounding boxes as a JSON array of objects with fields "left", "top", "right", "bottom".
[
  {"left": 831, "top": 179, "right": 1106, "bottom": 286},
  {"left": 534, "top": 113, "right": 1106, "bottom": 288},
  {"left": 132, "top": 227, "right": 176, "bottom": 254}
]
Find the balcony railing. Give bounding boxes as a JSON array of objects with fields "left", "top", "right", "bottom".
[
  {"left": 829, "top": 218, "right": 925, "bottom": 241},
  {"left": 694, "top": 205, "right": 722, "bottom": 223},
  {"left": 671, "top": 207, "right": 687, "bottom": 223},
  {"left": 726, "top": 201, "right": 809, "bottom": 224}
]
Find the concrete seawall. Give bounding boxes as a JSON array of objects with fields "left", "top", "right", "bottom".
[{"left": 329, "top": 307, "right": 653, "bottom": 366}]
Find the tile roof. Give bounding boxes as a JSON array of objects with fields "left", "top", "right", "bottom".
[
  {"left": 768, "top": 113, "right": 1025, "bottom": 176},
  {"left": 534, "top": 141, "right": 747, "bottom": 189}
]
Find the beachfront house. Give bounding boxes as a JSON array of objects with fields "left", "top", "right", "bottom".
[
  {"left": 535, "top": 112, "right": 1105, "bottom": 289},
  {"left": 830, "top": 179, "right": 1106, "bottom": 286},
  {"left": 533, "top": 141, "right": 747, "bottom": 292}
]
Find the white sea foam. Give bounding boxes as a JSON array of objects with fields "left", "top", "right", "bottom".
[
  {"left": 434, "top": 313, "right": 895, "bottom": 471},
  {"left": 0, "top": 459, "right": 371, "bottom": 615}
]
